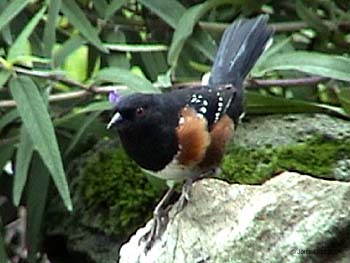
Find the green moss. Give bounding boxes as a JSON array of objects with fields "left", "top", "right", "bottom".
[
  {"left": 81, "top": 148, "right": 163, "bottom": 236},
  {"left": 221, "top": 137, "right": 350, "bottom": 184}
]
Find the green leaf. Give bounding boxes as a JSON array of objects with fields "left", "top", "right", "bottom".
[
  {"left": 0, "top": 0, "right": 12, "bottom": 45},
  {"left": 188, "top": 30, "right": 216, "bottom": 61},
  {"left": 61, "top": 0, "right": 108, "bottom": 53},
  {"left": 105, "top": 0, "right": 128, "bottom": 19},
  {"left": 9, "top": 76, "right": 72, "bottom": 211},
  {"left": 63, "top": 45, "right": 88, "bottom": 82},
  {"left": 53, "top": 35, "right": 86, "bottom": 67},
  {"left": 0, "top": 218, "right": 9, "bottom": 263},
  {"left": 246, "top": 91, "right": 348, "bottom": 118},
  {"left": 43, "top": 0, "right": 61, "bottom": 57},
  {"left": 54, "top": 101, "right": 113, "bottom": 127},
  {"left": 138, "top": 0, "right": 185, "bottom": 28},
  {"left": 64, "top": 111, "right": 101, "bottom": 157},
  {"left": 92, "top": 0, "right": 107, "bottom": 18},
  {"left": 13, "top": 126, "right": 34, "bottom": 206},
  {"left": 77, "top": 101, "right": 113, "bottom": 113},
  {"left": 335, "top": 87, "right": 350, "bottom": 116},
  {"left": 26, "top": 154, "right": 50, "bottom": 263},
  {"left": 256, "top": 52, "right": 350, "bottom": 81},
  {"left": 252, "top": 37, "right": 293, "bottom": 77},
  {"left": 7, "top": 6, "right": 46, "bottom": 63},
  {"left": 0, "top": 0, "right": 30, "bottom": 32},
  {"left": 140, "top": 52, "right": 168, "bottom": 81},
  {"left": 168, "top": 0, "right": 231, "bottom": 66},
  {"left": 0, "top": 143, "right": 14, "bottom": 175},
  {"left": 96, "top": 67, "right": 160, "bottom": 93},
  {"left": 296, "top": 0, "right": 329, "bottom": 37},
  {"left": 0, "top": 70, "right": 11, "bottom": 89},
  {"left": 0, "top": 109, "right": 18, "bottom": 131}
]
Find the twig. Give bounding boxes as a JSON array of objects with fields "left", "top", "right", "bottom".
[
  {"left": 0, "top": 76, "right": 329, "bottom": 108},
  {"left": 13, "top": 66, "right": 93, "bottom": 91},
  {"left": 0, "top": 86, "right": 122, "bottom": 108},
  {"left": 199, "top": 20, "right": 350, "bottom": 33},
  {"left": 0, "top": 65, "right": 93, "bottom": 91},
  {"left": 173, "top": 76, "right": 328, "bottom": 89},
  {"left": 246, "top": 76, "right": 328, "bottom": 89}
]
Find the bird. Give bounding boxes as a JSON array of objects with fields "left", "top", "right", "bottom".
[{"left": 107, "top": 15, "right": 274, "bottom": 250}]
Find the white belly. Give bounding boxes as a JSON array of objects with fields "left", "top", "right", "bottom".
[{"left": 144, "top": 160, "right": 199, "bottom": 181}]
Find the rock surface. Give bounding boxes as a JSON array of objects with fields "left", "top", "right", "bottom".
[{"left": 119, "top": 172, "right": 350, "bottom": 263}]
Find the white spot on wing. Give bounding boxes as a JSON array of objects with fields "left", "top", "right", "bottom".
[{"left": 199, "top": 106, "right": 207, "bottom": 114}]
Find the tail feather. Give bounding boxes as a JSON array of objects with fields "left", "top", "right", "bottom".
[{"left": 209, "top": 15, "right": 274, "bottom": 87}]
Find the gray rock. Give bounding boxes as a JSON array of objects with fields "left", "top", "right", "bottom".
[
  {"left": 234, "top": 114, "right": 350, "bottom": 148},
  {"left": 119, "top": 172, "right": 350, "bottom": 263}
]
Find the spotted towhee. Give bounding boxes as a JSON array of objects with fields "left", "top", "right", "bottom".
[{"left": 108, "top": 15, "right": 273, "bottom": 250}]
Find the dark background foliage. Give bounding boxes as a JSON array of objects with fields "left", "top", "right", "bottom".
[{"left": 0, "top": 0, "right": 349, "bottom": 262}]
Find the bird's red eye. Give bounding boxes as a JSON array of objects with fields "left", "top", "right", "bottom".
[{"left": 135, "top": 107, "right": 145, "bottom": 117}]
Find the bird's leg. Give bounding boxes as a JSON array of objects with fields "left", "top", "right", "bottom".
[
  {"left": 176, "top": 168, "right": 219, "bottom": 213},
  {"left": 141, "top": 185, "right": 176, "bottom": 252}
]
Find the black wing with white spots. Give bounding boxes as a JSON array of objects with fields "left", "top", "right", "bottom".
[{"left": 185, "top": 84, "right": 236, "bottom": 129}]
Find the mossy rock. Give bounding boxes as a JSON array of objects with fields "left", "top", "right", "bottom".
[
  {"left": 81, "top": 146, "right": 165, "bottom": 236},
  {"left": 45, "top": 141, "right": 165, "bottom": 263},
  {"left": 220, "top": 114, "right": 350, "bottom": 184},
  {"left": 222, "top": 136, "right": 350, "bottom": 184}
]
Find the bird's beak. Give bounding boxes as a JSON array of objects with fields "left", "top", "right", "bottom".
[{"left": 107, "top": 112, "right": 123, "bottom": 129}]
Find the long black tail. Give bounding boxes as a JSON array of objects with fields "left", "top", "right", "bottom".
[{"left": 209, "top": 15, "right": 273, "bottom": 87}]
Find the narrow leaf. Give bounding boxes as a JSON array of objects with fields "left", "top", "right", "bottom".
[
  {"left": 7, "top": 7, "right": 46, "bottom": 62},
  {"left": 247, "top": 91, "right": 348, "bottom": 118},
  {"left": 13, "top": 126, "right": 34, "bottom": 206},
  {"left": 0, "top": 0, "right": 30, "bottom": 32},
  {"left": 0, "top": 109, "right": 18, "bottom": 131},
  {"left": 54, "top": 101, "right": 113, "bottom": 127},
  {"left": 105, "top": 0, "right": 128, "bottom": 19},
  {"left": 92, "top": 0, "right": 107, "bottom": 18},
  {"left": 168, "top": 0, "right": 231, "bottom": 65},
  {"left": 27, "top": 154, "right": 50, "bottom": 263},
  {"left": 53, "top": 35, "right": 86, "bottom": 67},
  {"left": 64, "top": 111, "right": 101, "bottom": 157},
  {"left": 9, "top": 76, "right": 72, "bottom": 211},
  {"left": 96, "top": 67, "right": 160, "bottom": 93},
  {"left": 0, "top": 70, "right": 11, "bottom": 90},
  {"left": 296, "top": 1, "right": 329, "bottom": 37},
  {"left": 138, "top": 0, "right": 185, "bottom": 28},
  {"left": 335, "top": 87, "right": 350, "bottom": 116},
  {"left": 256, "top": 52, "right": 350, "bottom": 81},
  {"left": 61, "top": 0, "right": 108, "bottom": 53},
  {"left": 0, "top": 0, "right": 12, "bottom": 45},
  {"left": 252, "top": 37, "right": 293, "bottom": 77},
  {"left": 188, "top": 30, "right": 216, "bottom": 61},
  {"left": 43, "top": 0, "right": 61, "bottom": 57},
  {"left": 0, "top": 144, "right": 14, "bottom": 175}
]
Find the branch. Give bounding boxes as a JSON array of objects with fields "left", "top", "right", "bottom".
[
  {"left": 0, "top": 76, "right": 329, "bottom": 108},
  {"left": 0, "top": 64, "right": 94, "bottom": 91},
  {"left": 0, "top": 86, "right": 121, "bottom": 108},
  {"left": 172, "top": 76, "right": 328, "bottom": 89},
  {"left": 11, "top": 66, "right": 93, "bottom": 91},
  {"left": 199, "top": 20, "right": 350, "bottom": 33},
  {"left": 245, "top": 76, "right": 328, "bottom": 89}
]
